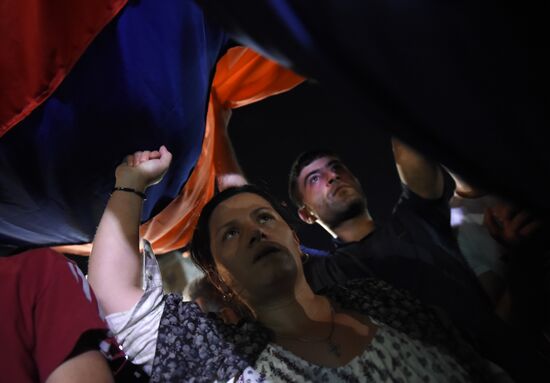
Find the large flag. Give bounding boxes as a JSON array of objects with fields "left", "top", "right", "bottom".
[
  {"left": 0, "top": 0, "right": 302, "bottom": 255},
  {"left": 56, "top": 47, "right": 304, "bottom": 255}
]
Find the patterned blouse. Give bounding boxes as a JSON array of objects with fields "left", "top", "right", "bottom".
[
  {"left": 236, "top": 324, "right": 476, "bottom": 383},
  {"left": 107, "top": 241, "right": 506, "bottom": 382}
]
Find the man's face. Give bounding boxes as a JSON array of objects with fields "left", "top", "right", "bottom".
[
  {"left": 297, "top": 156, "right": 366, "bottom": 227},
  {"left": 208, "top": 193, "right": 302, "bottom": 307}
]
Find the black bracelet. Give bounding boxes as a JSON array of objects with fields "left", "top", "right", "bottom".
[{"left": 112, "top": 187, "right": 147, "bottom": 200}]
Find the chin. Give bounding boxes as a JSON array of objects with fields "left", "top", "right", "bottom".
[
  {"left": 256, "top": 259, "right": 298, "bottom": 295},
  {"left": 326, "top": 198, "right": 366, "bottom": 227}
]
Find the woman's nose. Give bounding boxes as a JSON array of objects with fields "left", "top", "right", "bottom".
[{"left": 248, "top": 227, "right": 266, "bottom": 246}]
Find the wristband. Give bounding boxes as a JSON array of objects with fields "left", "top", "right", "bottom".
[{"left": 112, "top": 187, "right": 147, "bottom": 200}]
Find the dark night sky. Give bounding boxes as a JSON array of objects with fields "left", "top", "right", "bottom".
[{"left": 229, "top": 81, "right": 403, "bottom": 249}]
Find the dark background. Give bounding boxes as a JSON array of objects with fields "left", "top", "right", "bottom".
[{"left": 229, "top": 80, "right": 403, "bottom": 249}]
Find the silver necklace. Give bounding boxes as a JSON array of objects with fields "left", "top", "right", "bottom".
[{"left": 276, "top": 305, "right": 341, "bottom": 357}]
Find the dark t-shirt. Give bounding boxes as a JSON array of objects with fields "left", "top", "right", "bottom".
[
  {"left": 304, "top": 174, "right": 491, "bottom": 334},
  {"left": 303, "top": 174, "right": 550, "bottom": 380}
]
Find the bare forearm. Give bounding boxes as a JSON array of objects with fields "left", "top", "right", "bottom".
[
  {"left": 89, "top": 147, "right": 172, "bottom": 314},
  {"left": 392, "top": 138, "right": 444, "bottom": 199},
  {"left": 89, "top": 191, "right": 144, "bottom": 314},
  {"left": 448, "top": 170, "right": 487, "bottom": 198},
  {"left": 214, "top": 109, "right": 247, "bottom": 190}
]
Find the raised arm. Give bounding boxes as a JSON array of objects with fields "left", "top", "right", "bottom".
[
  {"left": 213, "top": 108, "right": 248, "bottom": 191},
  {"left": 447, "top": 170, "right": 487, "bottom": 199},
  {"left": 392, "top": 137, "right": 444, "bottom": 199},
  {"left": 88, "top": 146, "right": 172, "bottom": 315}
]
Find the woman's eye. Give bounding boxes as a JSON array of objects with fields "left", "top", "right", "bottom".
[
  {"left": 258, "top": 213, "right": 274, "bottom": 223},
  {"left": 223, "top": 229, "right": 238, "bottom": 241}
]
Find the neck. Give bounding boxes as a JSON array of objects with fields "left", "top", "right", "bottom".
[
  {"left": 254, "top": 277, "right": 331, "bottom": 337},
  {"left": 326, "top": 211, "right": 375, "bottom": 243}
]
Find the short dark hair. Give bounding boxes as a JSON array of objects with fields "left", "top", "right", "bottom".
[
  {"left": 288, "top": 149, "right": 339, "bottom": 207},
  {"left": 189, "top": 184, "right": 295, "bottom": 316}
]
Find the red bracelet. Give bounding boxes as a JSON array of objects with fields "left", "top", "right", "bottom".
[{"left": 112, "top": 187, "right": 147, "bottom": 200}]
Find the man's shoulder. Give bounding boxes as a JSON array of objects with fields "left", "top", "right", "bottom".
[
  {"left": 2, "top": 247, "right": 66, "bottom": 268},
  {"left": 330, "top": 226, "right": 396, "bottom": 256},
  {"left": 387, "top": 172, "right": 455, "bottom": 237},
  {"left": 393, "top": 170, "right": 455, "bottom": 213},
  {"left": 299, "top": 234, "right": 382, "bottom": 259},
  {"left": 0, "top": 248, "right": 72, "bottom": 294}
]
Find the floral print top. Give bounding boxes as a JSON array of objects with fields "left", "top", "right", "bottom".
[
  {"left": 151, "top": 280, "right": 499, "bottom": 382},
  {"left": 108, "top": 241, "right": 504, "bottom": 382}
]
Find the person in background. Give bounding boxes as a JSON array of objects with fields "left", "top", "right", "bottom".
[
  {"left": 287, "top": 139, "right": 549, "bottom": 380},
  {"left": 451, "top": 173, "right": 550, "bottom": 360},
  {"left": 0, "top": 248, "right": 114, "bottom": 383}
]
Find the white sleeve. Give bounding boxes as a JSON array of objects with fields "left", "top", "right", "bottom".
[{"left": 105, "top": 240, "right": 165, "bottom": 375}]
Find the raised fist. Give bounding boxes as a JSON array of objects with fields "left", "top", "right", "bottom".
[{"left": 115, "top": 146, "right": 172, "bottom": 192}]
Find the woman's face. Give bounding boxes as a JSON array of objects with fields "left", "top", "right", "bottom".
[{"left": 208, "top": 192, "right": 303, "bottom": 307}]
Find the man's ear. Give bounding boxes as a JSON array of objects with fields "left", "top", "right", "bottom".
[{"left": 298, "top": 205, "right": 317, "bottom": 224}]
